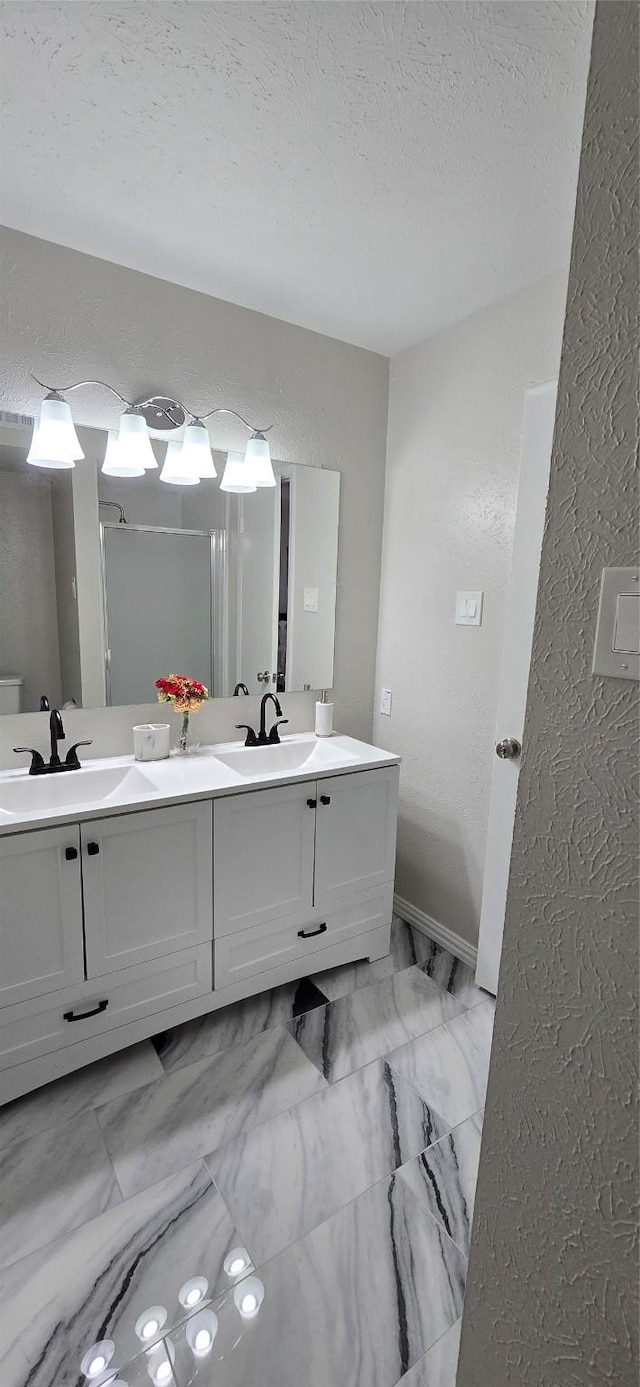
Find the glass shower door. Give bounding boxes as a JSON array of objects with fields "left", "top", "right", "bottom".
[{"left": 102, "top": 525, "right": 212, "bottom": 706}]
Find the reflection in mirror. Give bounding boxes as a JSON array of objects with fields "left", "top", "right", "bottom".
[{"left": 0, "top": 422, "right": 340, "bottom": 713}]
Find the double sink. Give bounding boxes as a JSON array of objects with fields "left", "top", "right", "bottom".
[{"left": 0, "top": 735, "right": 359, "bottom": 818}]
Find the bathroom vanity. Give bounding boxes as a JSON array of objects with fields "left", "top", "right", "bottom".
[{"left": 0, "top": 734, "right": 399, "bottom": 1103}]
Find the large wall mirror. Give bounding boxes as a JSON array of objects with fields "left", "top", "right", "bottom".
[{"left": 0, "top": 423, "right": 340, "bottom": 714}]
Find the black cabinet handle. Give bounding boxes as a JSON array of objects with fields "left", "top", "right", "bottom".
[
  {"left": 64, "top": 846, "right": 78, "bottom": 861},
  {"left": 306, "top": 798, "right": 317, "bottom": 809},
  {"left": 298, "top": 922, "right": 327, "bottom": 939},
  {"left": 320, "top": 794, "right": 331, "bottom": 805},
  {"left": 86, "top": 842, "right": 100, "bottom": 856},
  {"left": 63, "top": 999, "right": 109, "bottom": 1022}
]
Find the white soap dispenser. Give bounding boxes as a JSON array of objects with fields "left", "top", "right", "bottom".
[{"left": 315, "top": 689, "right": 333, "bottom": 738}]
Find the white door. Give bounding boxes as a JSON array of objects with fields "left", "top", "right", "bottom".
[
  {"left": 82, "top": 802, "right": 213, "bottom": 977},
  {"left": 0, "top": 825, "right": 85, "bottom": 1006},
  {"left": 238, "top": 487, "right": 279, "bottom": 693},
  {"left": 214, "top": 783, "right": 315, "bottom": 935},
  {"left": 476, "top": 381, "right": 557, "bottom": 994},
  {"left": 313, "top": 766, "right": 399, "bottom": 910}
]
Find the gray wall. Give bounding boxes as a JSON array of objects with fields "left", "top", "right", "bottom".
[
  {"left": 458, "top": 4, "right": 639, "bottom": 1383},
  {"left": 374, "top": 273, "right": 567, "bottom": 948},
  {"left": 0, "top": 227, "right": 389, "bottom": 748},
  {"left": 0, "top": 466, "right": 61, "bottom": 709}
]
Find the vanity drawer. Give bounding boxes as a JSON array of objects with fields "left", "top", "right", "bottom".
[
  {"left": 214, "top": 886, "right": 392, "bottom": 988},
  {"left": 0, "top": 945, "right": 212, "bottom": 1074}
]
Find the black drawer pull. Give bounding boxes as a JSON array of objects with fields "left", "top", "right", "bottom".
[
  {"left": 63, "top": 999, "right": 109, "bottom": 1022},
  {"left": 64, "top": 846, "right": 78, "bottom": 861},
  {"left": 320, "top": 794, "right": 331, "bottom": 805},
  {"left": 306, "top": 798, "right": 317, "bottom": 809},
  {"left": 298, "top": 922, "right": 327, "bottom": 939},
  {"left": 87, "top": 841, "right": 100, "bottom": 856}
]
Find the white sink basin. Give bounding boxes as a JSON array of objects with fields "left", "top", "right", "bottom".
[
  {"left": 213, "top": 738, "right": 357, "bottom": 779},
  {"left": 0, "top": 765, "right": 157, "bottom": 815}
]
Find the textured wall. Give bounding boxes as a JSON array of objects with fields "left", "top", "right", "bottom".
[
  {"left": 458, "top": 4, "right": 639, "bottom": 1384},
  {"left": 374, "top": 274, "right": 567, "bottom": 947},
  {"left": 0, "top": 227, "right": 389, "bottom": 746}
]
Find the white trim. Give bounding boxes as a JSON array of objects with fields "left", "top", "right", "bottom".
[{"left": 393, "top": 894, "right": 478, "bottom": 971}]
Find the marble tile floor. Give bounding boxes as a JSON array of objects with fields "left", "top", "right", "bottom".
[{"left": 0, "top": 918, "right": 494, "bottom": 1387}]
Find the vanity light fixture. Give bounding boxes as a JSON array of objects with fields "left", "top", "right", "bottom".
[
  {"left": 220, "top": 450, "right": 257, "bottom": 494},
  {"left": 27, "top": 392, "right": 84, "bottom": 468},
  {"left": 159, "top": 439, "right": 200, "bottom": 486},
  {"left": 115, "top": 408, "right": 158, "bottom": 470},
  {"left": 180, "top": 419, "right": 216, "bottom": 479},
  {"left": 101, "top": 429, "right": 145, "bottom": 478},
  {"left": 244, "top": 431, "right": 276, "bottom": 487},
  {"left": 28, "top": 375, "right": 275, "bottom": 489}
]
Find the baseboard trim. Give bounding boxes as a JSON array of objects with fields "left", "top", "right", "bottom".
[{"left": 393, "top": 894, "right": 478, "bottom": 971}]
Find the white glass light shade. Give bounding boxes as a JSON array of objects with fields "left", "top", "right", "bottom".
[
  {"left": 178, "top": 1276, "right": 209, "bottom": 1309},
  {"left": 27, "top": 422, "right": 75, "bottom": 469},
  {"left": 185, "top": 1309, "right": 219, "bottom": 1358},
  {"left": 159, "top": 439, "right": 199, "bottom": 486},
  {"left": 101, "top": 429, "right": 145, "bottom": 477},
  {"left": 220, "top": 451, "right": 257, "bottom": 494},
  {"left": 244, "top": 432, "right": 275, "bottom": 487},
  {"left": 181, "top": 421, "right": 216, "bottom": 479},
  {"left": 117, "top": 410, "right": 157, "bottom": 470},
  {"left": 27, "top": 394, "right": 84, "bottom": 467},
  {"left": 80, "top": 1340, "right": 115, "bottom": 1380},
  {"left": 233, "top": 1275, "right": 265, "bottom": 1319}
]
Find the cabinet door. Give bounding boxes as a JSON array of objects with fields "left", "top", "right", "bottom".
[
  {"left": 314, "top": 766, "right": 399, "bottom": 909},
  {"left": 0, "top": 826, "right": 85, "bottom": 1007},
  {"left": 82, "top": 802, "right": 212, "bottom": 977},
  {"left": 214, "top": 783, "right": 315, "bottom": 936}
]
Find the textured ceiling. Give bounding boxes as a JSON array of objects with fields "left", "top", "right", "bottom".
[{"left": 0, "top": 1, "right": 593, "bottom": 354}]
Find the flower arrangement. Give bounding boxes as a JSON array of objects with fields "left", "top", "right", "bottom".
[{"left": 155, "top": 674, "right": 209, "bottom": 753}]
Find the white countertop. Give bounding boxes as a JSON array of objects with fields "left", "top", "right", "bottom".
[{"left": 0, "top": 732, "right": 400, "bottom": 835}]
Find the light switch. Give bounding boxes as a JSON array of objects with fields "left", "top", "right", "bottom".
[
  {"left": 455, "top": 591, "right": 483, "bottom": 626},
  {"left": 592, "top": 567, "right": 640, "bottom": 679},
  {"left": 613, "top": 593, "right": 640, "bottom": 653},
  {"left": 303, "top": 587, "right": 318, "bottom": 612}
]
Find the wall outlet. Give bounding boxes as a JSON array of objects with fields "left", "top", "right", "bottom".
[{"left": 380, "top": 688, "right": 392, "bottom": 716}]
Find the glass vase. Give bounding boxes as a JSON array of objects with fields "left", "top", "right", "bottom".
[{"left": 178, "top": 711, "right": 190, "bottom": 754}]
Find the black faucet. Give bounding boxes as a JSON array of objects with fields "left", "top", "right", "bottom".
[
  {"left": 236, "top": 692, "right": 289, "bottom": 748},
  {"left": 49, "top": 708, "right": 65, "bottom": 766},
  {"left": 14, "top": 708, "right": 92, "bottom": 776},
  {"left": 233, "top": 682, "right": 250, "bottom": 696}
]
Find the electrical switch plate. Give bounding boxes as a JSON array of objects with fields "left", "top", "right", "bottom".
[
  {"left": 303, "top": 587, "right": 318, "bottom": 612},
  {"left": 380, "top": 688, "right": 392, "bottom": 716},
  {"left": 455, "top": 591, "right": 483, "bottom": 626},
  {"left": 592, "top": 567, "right": 640, "bottom": 679}
]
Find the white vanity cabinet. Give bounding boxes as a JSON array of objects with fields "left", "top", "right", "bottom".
[
  {"left": 213, "top": 764, "right": 399, "bottom": 989},
  {"left": 0, "top": 801, "right": 213, "bottom": 1095},
  {"left": 313, "top": 767, "right": 399, "bottom": 908},
  {"left": 0, "top": 825, "right": 85, "bottom": 1008},
  {"left": 81, "top": 802, "right": 213, "bottom": 975},
  {"left": 0, "top": 744, "right": 399, "bottom": 1104}
]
